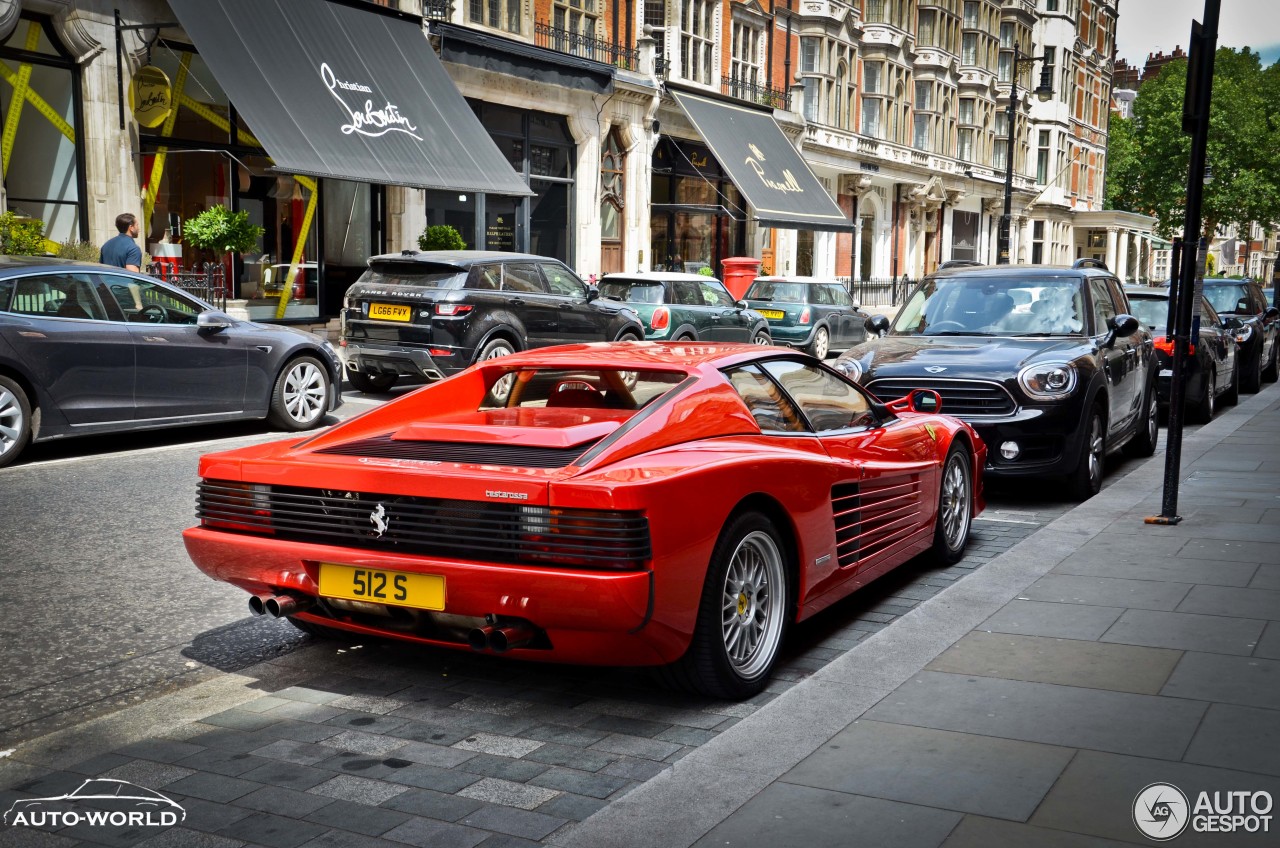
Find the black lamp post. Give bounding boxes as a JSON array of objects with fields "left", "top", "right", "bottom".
[{"left": 997, "top": 43, "right": 1054, "bottom": 264}]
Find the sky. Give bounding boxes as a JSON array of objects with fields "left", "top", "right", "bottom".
[{"left": 1115, "top": 0, "right": 1280, "bottom": 67}]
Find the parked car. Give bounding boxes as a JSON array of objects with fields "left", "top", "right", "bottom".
[
  {"left": 185, "top": 342, "right": 984, "bottom": 699},
  {"left": 340, "top": 251, "right": 644, "bottom": 393},
  {"left": 835, "top": 260, "right": 1158, "bottom": 501},
  {"left": 742, "top": 276, "right": 868, "bottom": 358},
  {"left": 0, "top": 256, "right": 342, "bottom": 469},
  {"left": 1125, "top": 286, "right": 1238, "bottom": 423},
  {"left": 597, "top": 272, "right": 772, "bottom": 344},
  {"left": 1198, "top": 278, "right": 1279, "bottom": 392}
]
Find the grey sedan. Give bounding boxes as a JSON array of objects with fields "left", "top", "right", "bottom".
[{"left": 0, "top": 257, "right": 342, "bottom": 468}]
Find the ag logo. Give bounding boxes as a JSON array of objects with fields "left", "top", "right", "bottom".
[{"left": 1134, "top": 782, "right": 1190, "bottom": 841}]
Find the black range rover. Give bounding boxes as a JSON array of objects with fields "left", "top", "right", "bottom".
[
  {"left": 341, "top": 251, "right": 644, "bottom": 393},
  {"left": 834, "top": 260, "right": 1158, "bottom": 500}
]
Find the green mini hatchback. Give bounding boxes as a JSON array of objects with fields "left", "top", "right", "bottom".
[
  {"left": 598, "top": 272, "right": 772, "bottom": 344},
  {"left": 743, "top": 276, "right": 869, "bottom": 359}
]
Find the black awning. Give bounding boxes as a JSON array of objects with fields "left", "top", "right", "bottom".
[
  {"left": 672, "top": 91, "right": 852, "bottom": 232},
  {"left": 166, "top": 0, "right": 531, "bottom": 196},
  {"left": 434, "top": 23, "right": 614, "bottom": 96}
]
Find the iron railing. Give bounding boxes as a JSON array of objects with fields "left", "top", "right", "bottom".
[
  {"left": 721, "top": 75, "right": 789, "bottom": 109},
  {"left": 422, "top": 0, "right": 450, "bottom": 20},
  {"left": 837, "top": 276, "right": 913, "bottom": 309},
  {"left": 148, "top": 262, "right": 227, "bottom": 310},
  {"left": 534, "top": 22, "right": 639, "bottom": 70}
]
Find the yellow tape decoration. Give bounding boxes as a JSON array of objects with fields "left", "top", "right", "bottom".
[
  {"left": 1, "top": 22, "right": 41, "bottom": 178},
  {"left": 142, "top": 50, "right": 192, "bottom": 232},
  {"left": 0, "top": 61, "right": 75, "bottom": 143},
  {"left": 177, "top": 94, "right": 260, "bottom": 148},
  {"left": 276, "top": 175, "right": 318, "bottom": 320}
]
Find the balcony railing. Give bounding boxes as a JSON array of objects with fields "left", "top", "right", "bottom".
[
  {"left": 721, "top": 75, "right": 789, "bottom": 109},
  {"left": 534, "top": 21, "right": 639, "bottom": 71},
  {"left": 423, "top": 0, "right": 450, "bottom": 20}
]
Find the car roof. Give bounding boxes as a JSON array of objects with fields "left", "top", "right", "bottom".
[
  {"left": 1124, "top": 287, "right": 1169, "bottom": 297},
  {"left": 926, "top": 263, "right": 1111, "bottom": 279},
  {"left": 751, "top": 276, "right": 839, "bottom": 284},
  {"left": 602, "top": 272, "right": 718, "bottom": 283},
  {"left": 367, "top": 250, "right": 556, "bottom": 267},
  {"left": 0, "top": 255, "right": 117, "bottom": 274}
]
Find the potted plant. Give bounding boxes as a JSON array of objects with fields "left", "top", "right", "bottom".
[
  {"left": 0, "top": 212, "right": 47, "bottom": 256},
  {"left": 418, "top": 224, "right": 467, "bottom": 252},
  {"left": 183, "top": 205, "right": 264, "bottom": 257}
]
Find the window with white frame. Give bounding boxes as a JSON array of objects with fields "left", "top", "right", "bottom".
[
  {"left": 680, "top": 0, "right": 715, "bottom": 85},
  {"left": 1032, "top": 219, "right": 1045, "bottom": 263},
  {"left": 800, "top": 36, "right": 820, "bottom": 122},
  {"left": 554, "top": 0, "right": 598, "bottom": 41},
  {"left": 993, "top": 109, "right": 1008, "bottom": 170},
  {"left": 958, "top": 127, "right": 974, "bottom": 161},
  {"left": 470, "top": 0, "right": 522, "bottom": 33},
  {"left": 963, "top": 1, "right": 979, "bottom": 27},
  {"left": 730, "top": 19, "right": 762, "bottom": 96},
  {"left": 961, "top": 31, "right": 977, "bottom": 64},
  {"left": 1036, "top": 129, "right": 1050, "bottom": 184}
]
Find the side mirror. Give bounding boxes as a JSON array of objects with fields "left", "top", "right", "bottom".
[
  {"left": 197, "top": 310, "right": 234, "bottom": 332},
  {"left": 1104, "top": 314, "right": 1139, "bottom": 345},
  {"left": 586, "top": 286, "right": 600, "bottom": 302},
  {"left": 886, "top": 389, "right": 942, "bottom": 415},
  {"left": 735, "top": 299, "right": 748, "bottom": 310},
  {"left": 865, "top": 315, "right": 890, "bottom": 336},
  {"left": 1265, "top": 306, "right": 1280, "bottom": 322}
]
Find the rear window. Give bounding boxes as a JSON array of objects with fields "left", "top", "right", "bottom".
[
  {"left": 360, "top": 262, "right": 467, "bottom": 289},
  {"left": 1202, "top": 284, "right": 1250, "bottom": 314},
  {"left": 599, "top": 280, "right": 665, "bottom": 304},
  {"left": 482, "top": 368, "right": 686, "bottom": 411},
  {"left": 745, "top": 281, "right": 806, "bottom": 303},
  {"left": 1127, "top": 296, "right": 1168, "bottom": 331}
]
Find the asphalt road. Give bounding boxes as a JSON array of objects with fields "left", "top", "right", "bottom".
[{"left": 0, "top": 388, "right": 1157, "bottom": 749}]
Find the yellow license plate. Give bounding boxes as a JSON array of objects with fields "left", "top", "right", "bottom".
[
  {"left": 319, "top": 563, "right": 445, "bottom": 610},
  {"left": 369, "top": 302, "right": 412, "bottom": 322},
  {"left": 759, "top": 309, "right": 786, "bottom": 320}
]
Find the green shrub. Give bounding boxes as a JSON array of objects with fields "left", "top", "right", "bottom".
[
  {"left": 57, "top": 239, "right": 100, "bottom": 262},
  {"left": 697, "top": 265, "right": 714, "bottom": 276},
  {"left": 418, "top": 224, "right": 466, "bottom": 252},
  {"left": 0, "top": 212, "right": 47, "bottom": 255},
  {"left": 183, "top": 205, "right": 264, "bottom": 254}
]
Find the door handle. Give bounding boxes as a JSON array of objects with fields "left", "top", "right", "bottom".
[{"left": 508, "top": 298, "right": 525, "bottom": 307}]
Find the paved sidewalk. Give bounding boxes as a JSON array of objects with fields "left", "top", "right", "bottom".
[{"left": 556, "top": 384, "right": 1280, "bottom": 848}]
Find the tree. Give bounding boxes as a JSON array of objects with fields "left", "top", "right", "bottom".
[
  {"left": 1119, "top": 48, "right": 1280, "bottom": 240},
  {"left": 1103, "top": 115, "right": 1141, "bottom": 212},
  {"left": 418, "top": 224, "right": 466, "bottom": 251}
]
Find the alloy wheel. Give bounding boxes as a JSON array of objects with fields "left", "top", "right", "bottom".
[
  {"left": 283, "top": 361, "right": 327, "bottom": 423},
  {"left": 719, "top": 530, "right": 786, "bottom": 679},
  {"left": 0, "top": 386, "right": 25, "bottom": 458},
  {"left": 939, "top": 451, "right": 971, "bottom": 552},
  {"left": 1086, "top": 415, "right": 1104, "bottom": 490}
]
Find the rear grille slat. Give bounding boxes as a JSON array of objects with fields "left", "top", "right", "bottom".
[
  {"left": 316, "top": 434, "right": 591, "bottom": 469},
  {"left": 196, "top": 482, "right": 651, "bottom": 569},
  {"left": 865, "top": 378, "right": 1016, "bottom": 417}
]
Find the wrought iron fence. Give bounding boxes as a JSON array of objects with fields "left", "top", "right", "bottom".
[
  {"left": 721, "top": 75, "right": 789, "bottom": 110},
  {"left": 148, "top": 262, "right": 227, "bottom": 310},
  {"left": 534, "top": 22, "right": 639, "bottom": 71},
  {"left": 837, "top": 276, "right": 913, "bottom": 310}
]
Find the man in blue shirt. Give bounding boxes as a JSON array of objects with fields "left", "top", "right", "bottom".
[{"left": 100, "top": 212, "right": 144, "bottom": 310}]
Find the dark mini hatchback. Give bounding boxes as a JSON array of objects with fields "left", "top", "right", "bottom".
[
  {"left": 1198, "top": 278, "right": 1279, "bottom": 393},
  {"left": 835, "top": 261, "right": 1159, "bottom": 500},
  {"left": 742, "top": 276, "right": 868, "bottom": 359},
  {"left": 1126, "top": 287, "right": 1238, "bottom": 423},
  {"left": 597, "top": 272, "right": 771, "bottom": 343},
  {"left": 340, "top": 251, "right": 644, "bottom": 393}
]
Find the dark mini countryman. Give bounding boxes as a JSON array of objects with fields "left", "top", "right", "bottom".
[
  {"left": 835, "top": 261, "right": 1159, "bottom": 500},
  {"left": 341, "top": 251, "right": 644, "bottom": 393}
]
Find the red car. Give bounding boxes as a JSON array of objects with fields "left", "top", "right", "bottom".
[{"left": 184, "top": 342, "right": 984, "bottom": 699}]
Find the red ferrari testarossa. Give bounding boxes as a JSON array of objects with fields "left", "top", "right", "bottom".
[{"left": 184, "top": 342, "right": 984, "bottom": 698}]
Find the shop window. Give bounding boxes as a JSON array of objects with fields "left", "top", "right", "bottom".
[{"left": 0, "top": 15, "right": 85, "bottom": 245}]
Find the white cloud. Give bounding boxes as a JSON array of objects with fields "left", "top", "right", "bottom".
[{"left": 1116, "top": 0, "right": 1280, "bottom": 66}]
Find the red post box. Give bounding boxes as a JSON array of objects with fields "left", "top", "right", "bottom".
[{"left": 720, "top": 257, "right": 763, "bottom": 300}]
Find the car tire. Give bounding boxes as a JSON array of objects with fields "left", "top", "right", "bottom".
[
  {"left": 807, "top": 326, "right": 830, "bottom": 359},
  {"left": 752, "top": 328, "right": 772, "bottom": 345},
  {"left": 1221, "top": 358, "right": 1240, "bottom": 407},
  {"left": 1068, "top": 407, "right": 1105, "bottom": 501},
  {"left": 661, "top": 511, "right": 789, "bottom": 700},
  {"left": 1241, "top": 347, "right": 1263, "bottom": 394},
  {"left": 268, "top": 356, "right": 330, "bottom": 431},
  {"left": 1263, "top": 344, "right": 1279, "bottom": 383},
  {"left": 348, "top": 372, "right": 398, "bottom": 394},
  {"left": 1191, "top": 367, "right": 1216, "bottom": 423},
  {"left": 615, "top": 331, "right": 642, "bottom": 343},
  {"left": 475, "top": 337, "right": 517, "bottom": 401},
  {"left": 931, "top": 443, "right": 973, "bottom": 564},
  {"left": 0, "top": 375, "right": 33, "bottom": 469},
  {"left": 1126, "top": 381, "right": 1160, "bottom": 458}
]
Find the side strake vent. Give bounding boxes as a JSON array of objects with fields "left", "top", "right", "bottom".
[
  {"left": 315, "top": 434, "right": 593, "bottom": 468},
  {"left": 831, "top": 474, "right": 925, "bottom": 568}
]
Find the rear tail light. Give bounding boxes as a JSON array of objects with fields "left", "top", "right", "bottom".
[
  {"left": 651, "top": 306, "right": 670, "bottom": 331},
  {"left": 199, "top": 481, "right": 273, "bottom": 534},
  {"left": 1154, "top": 336, "right": 1194, "bottom": 356},
  {"left": 518, "top": 505, "right": 651, "bottom": 570},
  {"left": 799, "top": 307, "right": 811, "bottom": 325},
  {"left": 436, "top": 303, "right": 474, "bottom": 316}
]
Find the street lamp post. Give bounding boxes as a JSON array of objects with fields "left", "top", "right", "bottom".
[{"left": 998, "top": 43, "right": 1054, "bottom": 264}]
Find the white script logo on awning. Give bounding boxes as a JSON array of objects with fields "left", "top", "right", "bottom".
[{"left": 321, "top": 63, "right": 421, "bottom": 141}]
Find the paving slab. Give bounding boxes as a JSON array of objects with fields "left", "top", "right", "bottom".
[
  {"left": 978, "top": 599, "right": 1124, "bottom": 641},
  {"left": 782, "top": 720, "right": 1074, "bottom": 821},
  {"left": 1176, "top": 585, "right": 1280, "bottom": 621},
  {"left": 1249, "top": 564, "right": 1280, "bottom": 591},
  {"left": 1030, "top": 749, "right": 1280, "bottom": 847},
  {"left": 1100, "top": 609, "right": 1266, "bottom": 656},
  {"left": 1160, "top": 652, "right": 1280, "bottom": 710},
  {"left": 1050, "top": 554, "right": 1258, "bottom": 587},
  {"left": 1018, "top": 574, "right": 1192, "bottom": 611},
  {"left": 940, "top": 815, "right": 1138, "bottom": 848},
  {"left": 689, "top": 783, "right": 962, "bottom": 848},
  {"left": 1181, "top": 702, "right": 1280, "bottom": 777},
  {"left": 924, "top": 632, "right": 1183, "bottom": 695},
  {"left": 1256, "top": 622, "right": 1280, "bottom": 660},
  {"left": 1176, "top": 539, "right": 1278, "bottom": 564},
  {"left": 863, "top": 671, "right": 1206, "bottom": 760}
]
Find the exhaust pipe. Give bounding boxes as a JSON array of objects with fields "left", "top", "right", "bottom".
[
  {"left": 250, "top": 593, "right": 315, "bottom": 618},
  {"left": 490, "top": 623, "right": 535, "bottom": 653},
  {"left": 248, "top": 594, "right": 272, "bottom": 616},
  {"left": 468, "top": 626, "right": 494, "bottom": 652}
]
